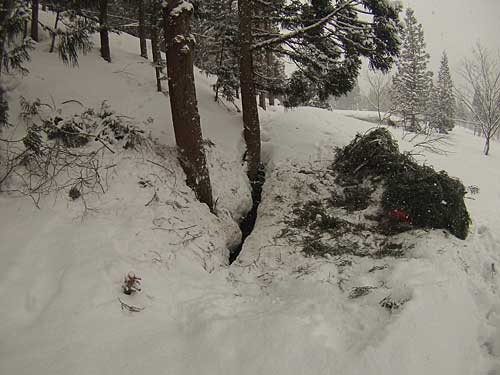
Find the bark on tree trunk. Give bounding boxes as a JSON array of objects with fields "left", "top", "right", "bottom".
[
  {"left": 23, "top": 20, "right": 28, "bottom": 40},
  {"left": 31, "top": 0, "right": 39, "bottom": 42},
  {"left": 484, "top": 136, "right": 490, "bottom": 156},
  {"left": 259, "top": 91, "right": 266, "bottom": 110},
  {"left": 238, "top": 0, "right": 261, "bottom": 182},
  {"left": 163, "top": 1, "right": 214, "bottom": 210},
  {"left": 268, "top": 93, "right": 275, "bottom": 106},
  {"left": 265, "top": 21, "right": 275, "bottom": 107},
  {"left": 49, "top": 10, "right": 60, "bottom": 53},
  {"left": 138, "top": 0, "right": 148, "bottom": 59},
  {"left": 151, "top": 23, "right": 162, "bottom": 92},
  {"left": 99, "top": 0, "right": 111, "bottom": 62},
  {"left": 0, "top": 0, "right": 16, "bottom": 77}
]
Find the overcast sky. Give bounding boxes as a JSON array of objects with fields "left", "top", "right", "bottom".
[{"left": 401, "top": 0, "right": 500, "bottom": 72}]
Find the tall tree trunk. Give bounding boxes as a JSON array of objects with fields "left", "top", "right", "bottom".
[
  {"left": 49, "top": 10, "right": 60, "bottom": 53},
  {"left": 150, "top": 18, "right": 162, "bottom": 92},
  {"left": 238, "top": 0, "right": 261, "bottom": 182},
  {"left": 31, "top": 0, "right": 39, "bottom": 42},
  {"left": 266, "top": 48, "right": 275, "bottom": 106},
  {"left": 259, "top": 91, "right": 266, "bottom": 110},
  {"left": 0, "top": 0, "right": 15, "bottom": 76},
  {"left": 163, "top": 1, "right": 214, "bottom": 210},
  {"left": 99, "top": 0, "right": 111, "bottom": 62},
  {"left": 484, "top": 135, "right": 490, "bottom": 156},
  {"left": 138, "top": 0, "right": 148, "bottom": 59},
  {"left": 23, "top": 20, "right": 28, "bottom": 40}
]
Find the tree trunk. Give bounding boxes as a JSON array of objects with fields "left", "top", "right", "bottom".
[
  {"left": 163, "top": 1, "right": 214, "bottom": 210},
  {"left": 0, "top": 0, "right": 15, "bottom": 76},
  {"left": 238, "top": 0, "right": 261, "bottom": 182},
  {"left": 138, "top": 0, "right": 148, "bottom": 59},
  {"left": 484, "top": 136, "right": 490, "bottom": 156},
  {"left": 259, "top": 91, "right": 266, "bottom": 110},
  {"left": 99, "top": 0, "right": 111, "bottom": 62},
  {"left": 150, "top": 23, "right": 162, "bottom": 92},
  {"left": 49, "top": 10, "right": 60, "bottom": 53},
  {"left": 31, "top": 0, "right": 39, "bottom": 42},
  {"left": 23, "top": 20, "right": 28, "bottom": 40}
]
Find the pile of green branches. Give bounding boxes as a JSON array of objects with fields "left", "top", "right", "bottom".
[{"left": 334, "top": 128, "right": 470, "bottom": 239}]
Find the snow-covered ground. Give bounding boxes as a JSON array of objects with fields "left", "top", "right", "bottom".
[{"left": 1, "top": 13, "right": 500, "bottom": 375}]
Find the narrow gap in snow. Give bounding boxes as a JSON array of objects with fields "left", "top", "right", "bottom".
[{"left": 229, "top": 164, "right": 266, "bottom": 264}]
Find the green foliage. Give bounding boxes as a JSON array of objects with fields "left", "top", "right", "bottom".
[
  {"left": 334, "top": 128, "right": 471, "bottom": 239},
  {"left": 20, "top": 98, "right": 147, "bottom": 150},
  {"left": 330, "top": 185, "right": 373, "bottom": 212},
  {"left": 391, "top": 8, "right": 433, "bottom": 131},
  {"left": 383, "top": 168, "right": 470, "bottom": 240},
  {"left": 0, "top": 1, "right": 33, "bottom": 75}
]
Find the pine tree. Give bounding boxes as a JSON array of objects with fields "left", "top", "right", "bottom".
[
  {"left": 392, "top": 8, "right": 432, "bottom": 131},
  {"left": 0, "top": 0, "right": 32, "bottom": 127},
  {"left": 163, "top": 0, "right": 214, "bottom": 209},
  {"left": 238, "top": 0, "right": 401, "bottom": 181},
  {"left": 41, "top": 1, "right": 97, "bottom": 66},
  {"left": 432, "top": 52, "right": 455, "bottom": 132},
  {"left": 193, "top": 0, "right": 240, "bottom": 103},
  {"left": 0, "top": 0, "right": 96, "bottom": 127}
]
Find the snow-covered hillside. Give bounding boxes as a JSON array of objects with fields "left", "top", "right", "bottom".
[{"left": 1, "top": 15, "right": 500, "bottom": 375}]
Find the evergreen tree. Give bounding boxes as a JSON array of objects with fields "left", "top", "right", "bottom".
[
  {"left": 0, "top": 0, "right": 32, "bottom": 127},
  {"left": 431, "top": 52, "right": 455, "bottom": 132},
  {"left": 392, "top": 8, "right": 432, "bottom": 131},
  {"left": 0, "top": 0, "right": 96, "bottom": 127},
  {"left": 238, "top": 0, "right": 401, "bottom": 181},
  {"left": 45, "top": 0, "right": 97, "bottom": 66},
  {"left": 193, "top": 0, "right": 240, "bottom": 103},
  {"left": 163, "top": 0, "right": 214, "bottom": 209}
]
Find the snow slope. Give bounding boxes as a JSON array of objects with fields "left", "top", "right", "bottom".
[{"left": 1, "top": 12, "right": 500, "bottom": 375}]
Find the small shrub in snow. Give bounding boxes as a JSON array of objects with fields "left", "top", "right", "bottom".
[
  {"left": 379, "top": 294, "right": 410, "bottom": 311},
  {"left": 68, "top": 186, "right": 81, "bottom": 200},
  {"left": 122, "top": 272, "right": 142, "bottom": 295},
  {"left": 349, "top": 286, "right": 376, "bottom": 299}
]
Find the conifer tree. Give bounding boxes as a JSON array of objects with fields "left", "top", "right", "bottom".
[
  {"left": 0, "top": 0, "right": 32, "bottom": 127},
  {"left": 239, "top": 0, "right": 401, "bottom": 181},
  {"left": 163, "top": 0, "right": 214, "bottom": 209},
  {"left": 193, "top": 0, "right": 240, "bottom": 103},
  {"left": 432, "top": 51, "right": 455, "bottom": 132},
  {"left": 392, "top": 8, "right": 432, "bottom": 131},
  {"left": 0, "top": 0, "right": 95, "bottom": 127}
]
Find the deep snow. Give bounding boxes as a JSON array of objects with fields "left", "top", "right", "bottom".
[{"left": 1, "top": 12, "right": 500, "bottom": 375}]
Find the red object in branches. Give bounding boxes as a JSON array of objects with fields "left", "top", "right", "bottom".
[{"left": 389, "top": 209, "right": 412, "bottom": 224}]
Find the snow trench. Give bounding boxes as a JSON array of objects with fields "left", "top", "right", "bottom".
[{"left": 229, "top": 165, "right": 266, "bottom": 264}]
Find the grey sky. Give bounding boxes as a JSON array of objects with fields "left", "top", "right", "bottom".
[{"left": 401, "top": 0, "right": 500, "bottom": 72}]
